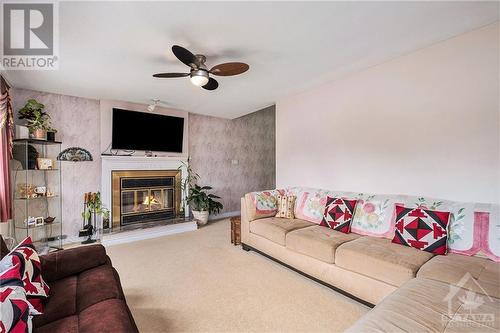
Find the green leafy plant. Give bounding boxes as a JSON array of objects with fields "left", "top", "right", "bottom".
[
  {"left": 186, "top": 184, "right": 223, "bottom": 215},
  {"left": 177, "top": 157, "right": 199, "bottom": 214},
  {"left": 82, "top": 192, "right": 106, "bottom": 223},
  {"left": 18, "top": 99, "right": 54, "bottom": 132}
]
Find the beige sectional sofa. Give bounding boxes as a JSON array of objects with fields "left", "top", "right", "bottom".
[{"left": 240, "top": 193, "right": 500, "bottom": 332}]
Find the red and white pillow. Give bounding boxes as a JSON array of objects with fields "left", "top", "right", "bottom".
[
  {"left": 320, "top": 197, "right": 358, "bottom": 233},
  {"left": 0, "top": 263, "right": 33, "bottom": 333},
  {"left": 0, "top": 237, "right": 50, "bottom": 314},
  {"left": 391, "top": 205, "right": 450, "bottom": 255}
]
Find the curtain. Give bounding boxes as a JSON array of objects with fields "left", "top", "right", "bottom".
[{"left": 0, "top": 76, "right": 13, "bottom": 222}]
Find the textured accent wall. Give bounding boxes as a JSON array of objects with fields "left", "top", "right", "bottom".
[
  {"left": 189, "top": 106, "right": 276, "bottom": 213},
  {"left": 10, "top": 87, "right": 275, "bottom": 239},
  {"left": 11, "top": 88, "right": 101, "bottom": 238}
]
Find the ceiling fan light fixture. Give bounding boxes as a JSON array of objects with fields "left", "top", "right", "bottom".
[{"left": 190, "top": 69, "right": 209, "bottom": 87}]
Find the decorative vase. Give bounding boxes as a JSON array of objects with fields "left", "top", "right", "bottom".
[
  {"left": 32, "top": 129, "right": 46, "bottom": 139},
  {"left": 192, "top": 210, "right": 209, "bottom": 225}
]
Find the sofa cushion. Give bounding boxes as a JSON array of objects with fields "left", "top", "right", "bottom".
[
  {"left": 286, "top": 226, "right": 360, "bottom": 263},
  {"left": 35, "top": 316, "right": 78, "bottom": 333},
  {"left": 392, "top": 205, "right": 451, "bottom": 255},
  {"left": 335, "top": 236, "right": 434, "bottom": 286},
  {"left": 249, "top": 217, "right": 314, "bottom": 245},
  {"left": 417, "top": 253, "right": 500, "bottom": 298},
  {"left": 77, "top": 265, "right": 123, "bottom": 312},
  {"left": 79, "top": 298, "right": 138, "bottom": 333},
  {"left": 33, "top": 276, "right": 77, "bottom": 328},
  {"left": 0, "top": 235, "right": 9, "bottom": 259},
  {"left": 346, "top": 277, "right": 500, "bottom": 333}
]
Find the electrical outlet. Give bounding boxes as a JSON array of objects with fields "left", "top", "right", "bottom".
[{"left": 231, "top": 159, "right": 239, "bottom": 165}]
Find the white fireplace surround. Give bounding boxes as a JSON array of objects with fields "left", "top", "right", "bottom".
[{"left": 101, "top": 155, "right": 190, "bottom": 224}]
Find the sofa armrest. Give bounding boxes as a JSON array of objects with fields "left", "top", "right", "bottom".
[
  {"left": 241, "top": 197, "right": 251, "bottom": 244},
  {"left": 41, "top": 244, "right": 109, "bottom": 282}
]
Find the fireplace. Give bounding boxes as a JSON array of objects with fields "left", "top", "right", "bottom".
[{"left": 111, "top": 170, "right": 181, "bottom": 228}]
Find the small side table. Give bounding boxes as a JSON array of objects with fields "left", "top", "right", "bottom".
[{"left": 230, "top": 216, "right": 241, "bottom": 245}]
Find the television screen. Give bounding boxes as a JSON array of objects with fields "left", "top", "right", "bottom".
[{"left": 112, "top": 108, "right": 184, "bottom": 153}]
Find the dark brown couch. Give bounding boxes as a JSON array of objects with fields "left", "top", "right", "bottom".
[{"left": 0, "top": 237, "right": 138, "bottom": 333}]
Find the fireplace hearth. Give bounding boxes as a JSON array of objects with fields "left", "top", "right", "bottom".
[{"left": 111, "top": 170, "right": 181, "bottom": 228}]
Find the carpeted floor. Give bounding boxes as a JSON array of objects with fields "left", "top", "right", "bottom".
[{"left": 106, "top": 219, "right": 369, "bottom": 332}]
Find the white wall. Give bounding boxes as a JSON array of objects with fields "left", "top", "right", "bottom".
[{"left": 276, "top": 23, "right": 499, "bottom": 204}]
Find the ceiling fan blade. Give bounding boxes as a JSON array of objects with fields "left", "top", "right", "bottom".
[
  {"left": 210, "top": 62, "right": 249, "bottom": 76},
  {"left": 202, "top": 77, "right": 219, "bottom": 91},
  {"left": 152, "top": 73, "right": 189, "bottom": 78},
  {"left": 172, "top": 45, "right": 197, "bottom": 67}
]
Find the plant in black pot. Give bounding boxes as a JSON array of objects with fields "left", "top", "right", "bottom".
[
  {"left": 186, "top": 184, "right": 223, "bottom": 225},
  {"left": 46, "top": 127, "right": 57, "bottom": 141},
  {"left": 18, "top": 99, "right": 55, "bottom": 139}
]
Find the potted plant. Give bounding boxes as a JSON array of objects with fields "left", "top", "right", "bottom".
[
  {"left": 18, "top": 99, "right": 54, "bottom": 139},
  {"left": 186, "top": 184, "right": 223, "bottom": 225},
  {"left": 177, "top": 158, "right": 199, "bottom": 217}
]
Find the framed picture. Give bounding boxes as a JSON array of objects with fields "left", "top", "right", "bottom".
[
  {"left": 25, "top": 217, "right": 36, "bottom": 227},
  {"left": 37, "top": 158, "right": 53, "bottom": 170},
  {"left": 35, "top": 217, "right": 44, "bottom": 226}
]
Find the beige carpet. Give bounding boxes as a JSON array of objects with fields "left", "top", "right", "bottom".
[{"left": 106, "top": 219, "right": 369, "bottom": 332}]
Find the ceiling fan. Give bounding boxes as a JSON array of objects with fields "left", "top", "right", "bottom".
[{"left": 153, "top": 45, "right": 249, "bottom": 91}]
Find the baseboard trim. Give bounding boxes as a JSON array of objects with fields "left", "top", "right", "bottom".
[
  {"left": 102, "top": 222, "right": 198, "bottom": 247},
  {"left": 209, "top": 211, "right": 239, "bottom": 220},
  {"left": 241, "top": 243, "right": 375, "bottom": 308}
]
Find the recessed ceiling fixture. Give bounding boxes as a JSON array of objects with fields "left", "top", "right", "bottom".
[{"left": 153, "top": 45, "right": 250, "bottom": 91}]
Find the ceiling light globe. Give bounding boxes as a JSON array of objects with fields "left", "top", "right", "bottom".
[{"left": 190, "top": 70, "right": 209, "bottom": 87}]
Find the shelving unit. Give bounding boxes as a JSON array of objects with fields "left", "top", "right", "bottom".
[{"left": 11, "top": 139, "right": 63, "bottom": 254}]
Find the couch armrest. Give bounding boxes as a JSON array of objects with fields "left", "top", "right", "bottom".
[
  {"left": 241, "top": 197, "right": 251, "bottom": 244},
  {"left": 41, "top": 244, "right": 108, "bottom": 282}
]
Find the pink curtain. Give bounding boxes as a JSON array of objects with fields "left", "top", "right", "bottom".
[{"left": 0, "top": 78, "right": 13, "bottom": 222}]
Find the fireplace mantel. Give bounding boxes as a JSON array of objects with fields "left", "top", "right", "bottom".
[{"left": 101, "top": 155, "right": 190, "bottom": 226}]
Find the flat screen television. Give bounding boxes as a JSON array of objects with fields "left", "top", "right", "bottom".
[{"left": 112, "top": 108, "right": 184, "bottom": 153}]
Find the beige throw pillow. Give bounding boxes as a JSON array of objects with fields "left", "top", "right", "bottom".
[{"left": 275, "top": 195, "right": 296, "bottom": 219}]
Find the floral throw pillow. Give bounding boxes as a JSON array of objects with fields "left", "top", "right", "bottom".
[
  {"left": 0, "top": 237, "right": 50, "bottom": 314},
  {"left": 320, "top": 197, "right": 358, "bottom": 233},
  {"left": 392, "top": 205, "right": 451, "bottom": 255},
  {"left": 0, "top": 263, "right": 33, "bottom": 333}
]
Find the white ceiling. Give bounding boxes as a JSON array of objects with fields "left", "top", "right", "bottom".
[{"left": 4, "top": 1, "right": 499, "bottom": 119}]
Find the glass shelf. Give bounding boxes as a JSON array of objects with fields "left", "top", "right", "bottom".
[
  {"left": 11, "top": 140, "right": 62, "bottom": 252},
  {"left": 15, "top": 195, "right": 59, "bottom": 201},
  {"left": 15, "top": 169, "right": 60, "bottom": 172},
  {"left": 13, "top": 139, "right": 62, "bottom": 145},
  {"left": 14, "top": 222, "right": 61, "bottom": 230}
]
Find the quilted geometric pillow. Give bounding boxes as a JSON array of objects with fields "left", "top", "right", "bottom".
[
  {"left": 0, "top": 263, "right": 33, "bottom": 333},
  {"left": 0, "top": 237, "right": 50, "bottom": 314},
  {"left": 320, "top": 197, "right": 358, "bottom": 233},
  {"left": 391, "top": 205, "right": 451, "bottom": 255}
]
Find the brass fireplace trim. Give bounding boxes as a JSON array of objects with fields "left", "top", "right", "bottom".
[{"left": 111, "top": 170, "right": 182, "bottom": 228}]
